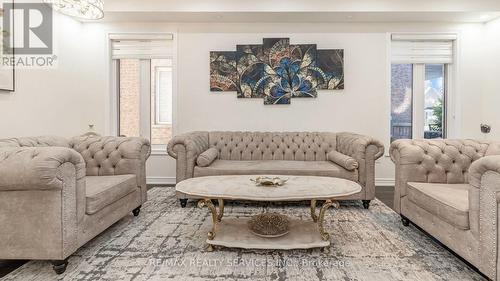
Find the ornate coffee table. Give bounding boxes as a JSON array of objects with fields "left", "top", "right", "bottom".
[{"left": 175, "top": 175, "right": 362, "bottom": 251}]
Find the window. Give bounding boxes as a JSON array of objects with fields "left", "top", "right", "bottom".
[
  {"left": 390, "top": 34, "right": 454, "bottom": 141},
  {"left": 391, "top": 64, "right": 413, "bottom": 141},
  {"left": 151, "top": 60, "right": 173, "bottom": 145},
  {"left": 111, "top": 34, "right": 174, "bottom": 151},
  {"left": 118, "top": 59, "right": 141, "bottom": 139},
  {"left": 424, "top": 64, "right": 445, "bottom": 139},
  {"left": 154, "top": 65, "right": 172, "bottom": 125}
]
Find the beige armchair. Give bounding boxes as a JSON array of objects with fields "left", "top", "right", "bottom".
[
  {"left": 390, "top": 139, "right": 500, "bottom": 280},
  {"left": 0, "top": 135, "right": 150, "bottom": 274}
]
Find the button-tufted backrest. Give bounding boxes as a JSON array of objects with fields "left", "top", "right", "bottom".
[
  {"left": 208, "top": 132, "right": 337, "bottom": 161},
  {"left": 0, "top": 136, "right": 70, "bottom": 148},
  {"left": 393, "top": 139, "right": 495, "bottom": 184},
  {"left": 70, "top": 135, "right": 150, "bottom": 177}
]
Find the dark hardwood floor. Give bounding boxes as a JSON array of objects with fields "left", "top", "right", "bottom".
[
  {"left": 0, "top": 185, "right": 396, "bottom": 278},
  {"left": 375, "top": 185, "right": 395, "bottom": 210},
  {"left": 0, "top": 260, "right": 27, "bottom": 278}
]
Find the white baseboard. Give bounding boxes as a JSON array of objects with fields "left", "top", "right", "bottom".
[
  {"left": 376, "top": 178, "right": 395, "bottom": 187},
  {"left": 147, "top": 176, "right": 176, "bottom": 185}
]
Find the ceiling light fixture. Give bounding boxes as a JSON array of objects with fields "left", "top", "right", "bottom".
[{"left": 43, "top": 0, "right": 104, "bottom": 20}]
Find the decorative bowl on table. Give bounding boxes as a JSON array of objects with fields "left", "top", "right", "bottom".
[
  {"left": 247, "top": 213, "right": 290, "bottom": 238},
  {"left": 250, "top": 176, "right": 288, "bottom": 186}
]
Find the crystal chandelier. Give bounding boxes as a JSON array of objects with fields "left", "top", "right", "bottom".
[{"left": 43, "top": 0, "right": 104, "bottom": 20}]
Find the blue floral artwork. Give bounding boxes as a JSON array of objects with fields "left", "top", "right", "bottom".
[{"left": 210, "top": 38, "right": 344, "bottom": 105}]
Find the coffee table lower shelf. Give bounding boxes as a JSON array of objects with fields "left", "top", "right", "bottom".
[{"left": 207, "top": 218, "right": 330, "bottom": 250}]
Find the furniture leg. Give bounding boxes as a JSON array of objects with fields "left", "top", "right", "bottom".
[
  {"left": 51, "top": 259, "right": 68, "bottom": 275},
  {"left": 310, "top": 199, "right": 318, "bottom": 222},
  {"left": 198, "top": 199, "right": 218, "bottom": 240},
  {"left": 217, "top": 199, "right": 224, "bottom": 222},
  {"left": 132, "top": 205, "right": 141, "bottom": 216},
  {"left": 206, "top": 244, "right": 214, "bottom": 252},
  {"left": 180, "top": 199, "right": 188, "bottom": 208},
  {"left": 362, "top": 200, "right": 371, "bottom": 209},
  {"left": 318, "top": 200, "right": 340, "bottom": 241},
  {"left": 401, "top": 215, "right": 410, "bottom": 227}
]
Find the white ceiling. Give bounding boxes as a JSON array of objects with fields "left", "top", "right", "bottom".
[
  {"left": 104, "top": 0, "right": 500, "bottom": 12},
  {"left": 100, "top": 11, "right": 500, "bottom": 23},
  {"left": 99, "top": 0, "right": 500, "bottom": 23}
]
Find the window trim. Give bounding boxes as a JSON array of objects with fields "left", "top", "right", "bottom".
[{"left": 139, "top": 60, "right": 152, "bottom": 140}]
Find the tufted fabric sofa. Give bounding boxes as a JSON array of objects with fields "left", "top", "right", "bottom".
[
  {"left": 390, "top": 139, "right": 500, "bottom": 280},
  {"left": 167, "top": 131, "right": 384, "bottom": 208},
  {"left": 0, "top": 134, "right": 150, "bottom": 274}
]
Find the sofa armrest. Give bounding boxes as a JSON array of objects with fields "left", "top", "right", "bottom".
[
  {"left": 70, "top": 135, "right": 151, "bottom": 203},
  {"left": 469, "top": 155, "right": 500, "bottom": 189},
  {"left": 336, "top": 132, "right": 384, "bottom": 200},
  {"left": 467, "top": 155, "right": 500, "bottom": 278},
  {"left": 390, "top": 139, "right": 434, "bottom": 213},
  {"left": 0, "top": 147, "right": 85, "bottom": 259},
  {"left": 167, "top": 131, "right": 209, "bottom": 159},
  {"left": 167, "top": 131, "right": 209, "bottom": 182},
  {"left": 0, "top": 147, "right": 85, "bottom": 191},
  {"left": 337, "top": 133, "right": 385, "bottom": 160}
]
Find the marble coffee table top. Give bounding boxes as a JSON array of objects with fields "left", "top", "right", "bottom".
[{"left": 175, "top": 175, "right": 362, "bottom": 201}]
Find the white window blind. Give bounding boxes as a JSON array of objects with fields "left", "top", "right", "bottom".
[
  {"left": 391, "top": 33, "right": 457, "bottom": 64},
  {"left": 110, "top": 34, "right": 174, "bottom": 59}
]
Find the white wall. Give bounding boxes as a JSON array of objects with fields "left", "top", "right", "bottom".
[
  {"left": 482, "top": 18, "right": 500, "bottom": 140},
  {"left": 178, "top": 32, "right": 387, "bottom": 132},
  {"left": 0, "top": 14, "right": 105, "bottom": 138},
  {"left": 0, "top": 18, "right": 491, "bottom": 184}
]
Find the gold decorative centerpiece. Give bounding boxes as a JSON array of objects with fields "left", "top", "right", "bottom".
[
  {"left": 250, "top": 176, "right": 288, "bottom": 186},
  {"left": 247, "top": 213, "right": 290, "bottom": 238}
]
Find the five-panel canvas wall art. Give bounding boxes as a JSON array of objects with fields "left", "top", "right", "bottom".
[{"left": 210, "top": 38, "right": 344, "bottom": 105}]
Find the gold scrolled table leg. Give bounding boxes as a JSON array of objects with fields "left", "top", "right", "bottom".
[
  {"left": 318, "top": 200, "right": 340, "bottom": 241},
  {"left": 310, "top": 199, "right": 318, "bottom": 222},
  {"left": 198, "top": 199, "right": 218, "bottom": 241},
  {"left": 217, "top": 199, "right": 224, "bottom": 222}
]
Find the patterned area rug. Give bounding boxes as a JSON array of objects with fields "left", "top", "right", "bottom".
[{"left": 3, "top": 188, "right": 485, "bottom": 281}]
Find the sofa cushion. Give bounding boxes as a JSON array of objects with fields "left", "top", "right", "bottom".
[
  {"left": 196, "top": 147, "right": 219, "bottom": 167},
  {"left": 194, "top": 160, "right": 358, "bottom": 181},
  {"left": 86, "top": 175, "right": 137, "bottom": 215},
  {"left": 406, "top": 182, "right": 470, "bottom": 230},
  {"left": 327, "top": 150, "right": 358, "bottom": 171}
]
